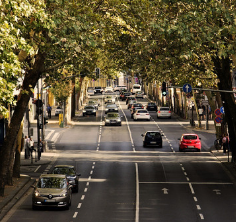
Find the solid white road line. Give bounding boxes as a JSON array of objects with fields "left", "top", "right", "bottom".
[{"left": 135, "top": 163, "right": 140, "bottom": 222}]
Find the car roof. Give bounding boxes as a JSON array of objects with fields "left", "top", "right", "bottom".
[
  {"left": 182, "top": 133, "right": 198, "bottom": 136},
  {"left": 40, "top": 174, "right": 66, "bottom": 178},
  {"left": 54, "top": 165, "right": 75, "bottom": 168}
]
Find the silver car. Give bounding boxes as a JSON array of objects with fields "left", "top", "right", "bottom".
[
  {"left": 104, "top": 95, "right": 116, "bottom": 104},
  {"left": 157, "top": 107, "right": 171, "bottom": 119},
  {"left": 105, "top": 112, "right": 122, "bottom": 126},
  {"left": 83, "top": 105, "right": 97, "bottom": 116},
  {"left": 32, "top": 174, "right": 72, "bottom": 210}
]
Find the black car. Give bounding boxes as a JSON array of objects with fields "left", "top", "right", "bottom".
[
  {"left": 83, "top": 105, "right": 97, "bottom": 116},
  {"left": 146, "top": 102, "right": 157, "bottom": 111},
  {"left": 105, "top": 103, "right": 119, "bottom": 114},
  {"left": 120, "top": 92, "right": 131, "bottom": 100},
  {"left": 141, "top": 131, "right": 163, "bottom": 148},
  {"left": 52, "top": 165, "right": 81, "bottom": 193},
  {"left": 94, "top": 86, "right": 103, "bottom": 94}
]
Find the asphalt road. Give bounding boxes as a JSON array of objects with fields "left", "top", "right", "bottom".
[{"left": 3, "top": 94, "right": 236, "bottom": 222}]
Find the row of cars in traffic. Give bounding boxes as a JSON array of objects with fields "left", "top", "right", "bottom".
[{"left": 32, "top": 165, "right": 81, "bottom": 210}]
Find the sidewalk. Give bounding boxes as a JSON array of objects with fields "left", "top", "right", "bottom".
[{"left": 0, "top": 108, "right": 236, "bottom": 220}]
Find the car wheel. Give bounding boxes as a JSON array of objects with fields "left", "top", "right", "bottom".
[
  {"left": 179, "top": 147, "right": 182, "bottom": 152},
  {"left": 159, "top": 143, "right": 163, "bottom": 148},
  {"left": 143, "top": 142, "right": 146, "bottom": 147},
  {"left": 94, "top": 114, "right": 96, "bottom": 116},
  {"left": 83, "top": 113, "right": 85, "bottom": 116},
  {"left": 169, "top": 116, "right": 171, "bottom": 119}
]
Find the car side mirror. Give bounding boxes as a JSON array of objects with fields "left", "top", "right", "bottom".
[
  {"left": 199, "top": 138, "right": 201, "bottom": 140},
  {"left": 78, "top": 173, "right": 81, "bottom": 177},
  {"left": 161, "top": 134, "right": 164, "bottom": 136},
  {"left": 141, "top": 134, "right": 144, "bottom": 137},
  {"left": 178, "top": 138, "right": 180, "bottom": 140}
]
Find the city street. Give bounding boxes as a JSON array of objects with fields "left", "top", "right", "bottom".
[{"left": 3, "top": 94, "right": 236, "bottom": 222}]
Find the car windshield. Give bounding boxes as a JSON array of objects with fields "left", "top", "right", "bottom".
[
  {"left": 37, "top": 177, "right": 67, "bottom": 189},
  {"left": 183, "top": 135, "right": 198, "bottom": 140},
  {"left": 56, "top": 106, "right": 61, "bottom": 109},
  {"left": 88, "top": 101, "right": 95, "bottom": 104},
  {"left": 148, "top": 103, "right": 155, "bottom": 106},
  {"left": 146, "top": 132, "right": 161, "bottom": 139},
  {"left": 53, "top": 167, "right": 75, "bottom": 176},
  {"left": 107, "top": 104, "right": 116, "bottom": 108},
  {"left": 85, "top": 106, "right": 94, "bottom": 109},
  {"left": 107, "top": 113, "right": 119, "bottom": 118},
  {"left": 124, "top": 93, "right": 131, "bottom": 95},
  {"left": 133, "top": 86, "right": 140, "bottom": 89},
  {"left": 160, "top": 107, "right": 170, "bottom": 111},
  {"left": 138, "top": 110, "right": 148, "bottom": 113},
  {"left": 95, "top": 87, "right": 101, "bottom": 89}
]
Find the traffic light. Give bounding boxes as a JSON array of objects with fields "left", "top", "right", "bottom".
[
  {"left": 162, "top": 82, "right": 167, "bottom": 96},
  {"left": 95, "top": 68, "right": 100, "bottom": 78},
  {"left": 44, "top": 117, "right": 48, "bottom": 125}
]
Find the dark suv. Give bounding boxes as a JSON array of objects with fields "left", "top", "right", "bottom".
[
  {"left": 141, "top": 131, "right": 163, "bottom": 148},
  {"left": 94, "top": 86, "right": 103, "bottom": 94}
]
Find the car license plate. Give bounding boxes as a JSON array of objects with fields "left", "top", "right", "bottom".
[
  {"left": 150, "top": 142, "right": 156, "bottom": 144},
  {"left": 188, "top": 146, "right": 194, "bottom": 148},
  {"left": 111, "top": 120, "right": 116, "bottom": 123},
  {"left": 150, "top": 107, "right": 154, "bottom": 108},
  {"left": 45, "top": 199, "right": 55, "bottom": 202}
]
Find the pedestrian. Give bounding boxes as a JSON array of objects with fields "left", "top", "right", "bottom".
[
  {"left": 198, "top": 106, "right": 203, "bottom": 120},
  {"left": 222, "top": 134, "right": 229, "bottom": 153},
  {"left": 47, "top": 104, "right": 52, "bottom": 119},
  {"left": 29, "top": 137, "right": 35, "bottom": 156},
  {"left": 38, "top": 139, "right": 43, "bottom": 160},
  {"left": 24, "top": 136, "right": 30, "bottom": 159}
]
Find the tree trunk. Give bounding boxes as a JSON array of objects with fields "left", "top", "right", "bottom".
[
  {"left": 0, "top": 52, "right": 45, "bottom": 196},
  {"left": 71, "top": 77, "right": 75, "bottom": 118},
  {"left": 213, "top": 56, "right": 236, "bottom": 162}
]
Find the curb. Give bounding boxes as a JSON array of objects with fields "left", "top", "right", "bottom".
[{"left": 0, "top": 175, "right": 35, "bottom": 221}]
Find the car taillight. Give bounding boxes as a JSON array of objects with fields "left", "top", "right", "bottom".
[
  {"left": 158, "top": 111, "right": 161, "bottom": 113},
  {"left": 168, "top": 111, "right": 171, "bottom": 113},
  {"left": 136, "top": 114, "right": 140, "bottom": 115},
  {"left": 146, "top": 114, "right": 149, "bottom": 115}
]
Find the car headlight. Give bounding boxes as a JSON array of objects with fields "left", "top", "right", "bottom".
[
  {"left": 60, "top": 192, "right": 67, "bottom": 197},
  {"left": 83, "top": 110, "right": 86, "bottom": 112},
  {"left": 34, "top": 190, "right": 40, "bottom": 197},
  {"left": 117, "top": 119, "right": 121, "bottom": 122},
  {"left": 115, "top": 108, "right": 118, "bottom": 110},
  {"left": 105, "top": 119, "right": 110, "bottom": 122},
  {"left": 92, "top": 110, "right": 96, "bottom": 112},
  {"left": 105, "top": 108, "right": 108, "bottom": 111}
]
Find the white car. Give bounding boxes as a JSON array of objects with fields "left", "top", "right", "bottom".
[
  {"left": 114, "top": 85, "right": 127, "bottom": 92},
  {"left": 104, "top": 87, "right": 114, "bottom": 93},
  {"left": 157, "top": 107, "right": 171, "bottom": 119},
  {"left": 133, "top": 109, "right": 150, "bottom": 121},
  {"left": 104, "top": 95, "right": 116, "bottom": 104},
  {"left": 55, "top": 106, "right": 63, "bottom": 116},
  {"left": 87, "top": 88, "right": 95, "bottom": 96}
]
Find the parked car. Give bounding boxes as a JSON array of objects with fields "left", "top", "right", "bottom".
[
  {"left": 32, "top": 174, "right": 72, "bottom": 210},
  {"left": 94, "top": 86, "right": 103, "bottom": 94},
  {"left": 133, "top": 109, "right": 150, "bottom": 121},
  {"left": 120, "top": 91, "right": 131, "bottom": 100},
  {"left": 126, "top": 96, "right": 137, "bottom": 105},
  {"left": 105, "top": 103, "right": 119, "bottom": 114},
  {"left": 141, "top": 131, "right": 163, "bottom": 147},
  {"left": 52, "top": 165, "right": 81, "bottom": 193},
  {"left": 104, "top": 95, "right": 116, "bottom": 104},
  {"left": 178, "top": 134, "right": 201, "bottom": 152},
  {"left": 87, "top": 88, "right": 95, "bottom": 96},
  {"left": 146, "top": 102, "right": 157, "bottom": 112},
  {"left": 135, "top": 91, "right": 144, "bottom": 99},
  {"left": 55, "top": 106, "right": 63, "bottom": 116},
  {"left": 82, "top": 105, "right": 97, "bottom": 116},
  {"left": 104, "top": 112, "right": 122, "bottom": 126},
  {"left": 127, "top": 99, "right": 137, "bottom": 109},
  {"left": 157, "top": 107, "right": 171, "bottom": 119},
  {"left": 104, "top": 87, "right": 114, "bottom": 93},
  {"left": 131, "top": 106, "right": 143, "bottom": 119},
  {"left": 87, "top": 100, "right": 99, "bottom": 110}
]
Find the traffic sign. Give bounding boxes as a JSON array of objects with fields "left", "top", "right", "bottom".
[
  {"left": 183, "top": 84, "right": 192, "bottom": 93},
  {"left": 220, "top": 106, "right": 225, "bottom": 114},
  {"left": 214, "top": 108, "right": 221, "bottom": 116},
  {"left": 215, "top": 116, "right": 222, "bottom": 124}
]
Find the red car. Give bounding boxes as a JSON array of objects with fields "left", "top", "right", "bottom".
[{"left": 178, "top": 134, "right": 201, "bottom": 152}]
